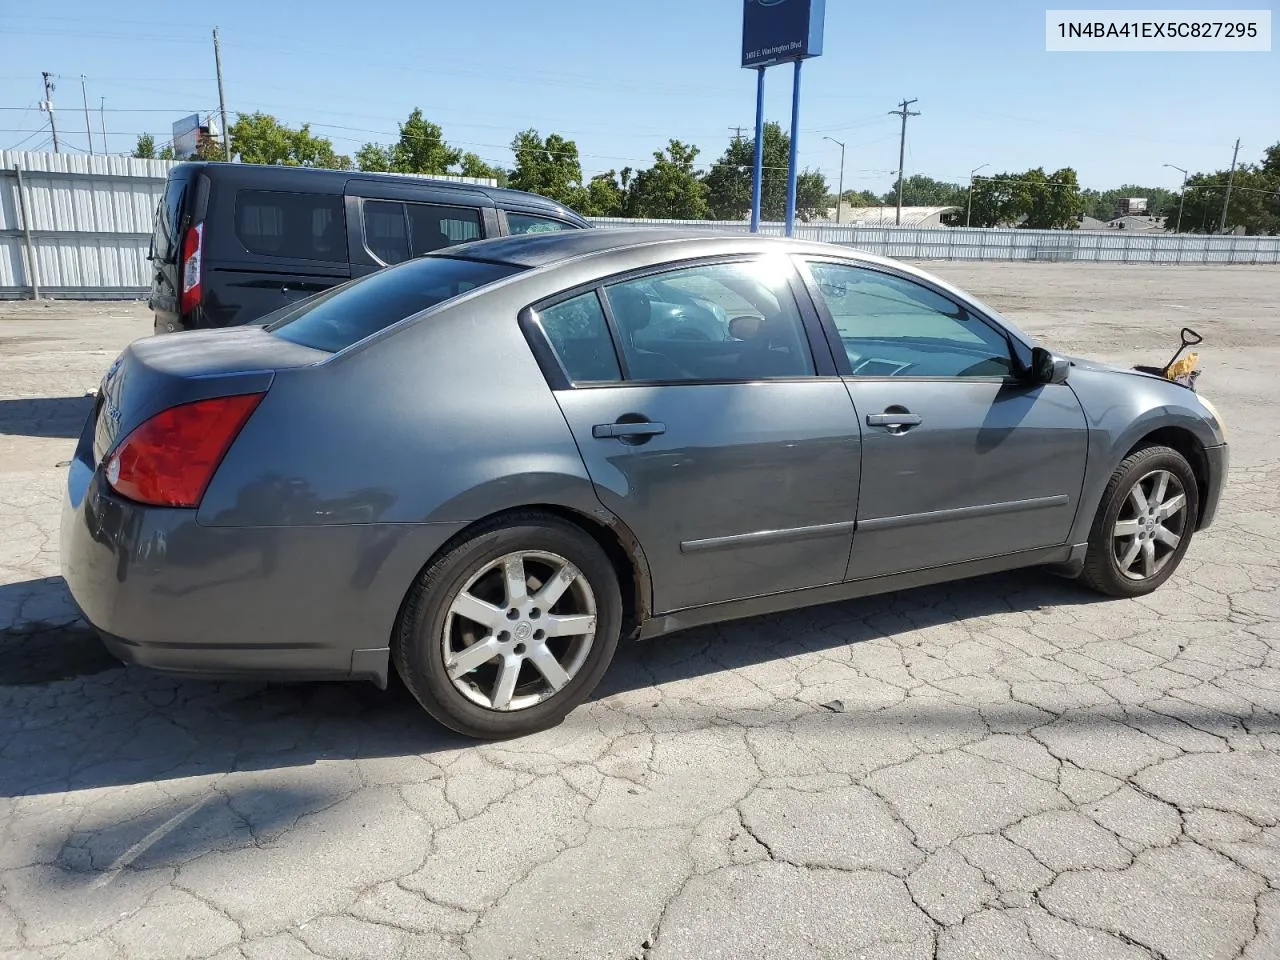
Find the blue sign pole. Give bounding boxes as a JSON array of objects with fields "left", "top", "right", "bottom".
[
  {"left": 742, "top": 0, "right": 824, "bottom": 234},
  {"left": 784, "top": 58, "right": 802, "bottom": 237},
  {"left": 750, "top": 67, "right": 766, "bottom": 233}
]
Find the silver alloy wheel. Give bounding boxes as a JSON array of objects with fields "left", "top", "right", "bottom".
[
  {"left": 442, "top": 550, "right": 597, "bottom": 712},
  {"left": 1111, "top": 468, "right": 1187, "bottom": 581}
]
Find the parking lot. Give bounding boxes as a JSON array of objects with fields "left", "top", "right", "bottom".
[{"left": 2, "top": 261, "right": 1278, "bottom": 960}]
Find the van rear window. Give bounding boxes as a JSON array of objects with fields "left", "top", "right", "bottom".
[
  {"left": 266, "top": 256, "right": 524, "bottom": 353},
  {"left": 152, "top": 177, "right": 186, "bottom": 263},
  {"left": 234, "top": 190, "right": 346, "bottom": 262}
]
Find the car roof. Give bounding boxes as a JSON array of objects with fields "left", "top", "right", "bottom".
[
  {"left": 170, "top": 161, "right": 585, "bottom": 220},
  {"left": 444, "top": 227, "right": 902, "bottom": 271}
]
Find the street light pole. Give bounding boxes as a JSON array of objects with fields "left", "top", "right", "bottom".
[
  {"left": 1163, "top": 163, "right": 1188, "bottom": 233},
  {"left": 824, "top": 136, "right": 845, "bottom": 224},
  {"left": 966, "top": 163, "right": 989, "bottom": 228}
]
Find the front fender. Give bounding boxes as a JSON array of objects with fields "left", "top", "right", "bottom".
[{"left": 1067, "top": 366, "right": 1223, "bottom": 544}]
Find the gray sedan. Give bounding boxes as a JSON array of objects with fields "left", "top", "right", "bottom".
[{"left": 61, "top": 230, "right": 1228, "bottom": 738}]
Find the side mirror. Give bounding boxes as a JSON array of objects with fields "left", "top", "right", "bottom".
[{"left": 1030, "top": 346, "right": 1070, "bottom": 385}]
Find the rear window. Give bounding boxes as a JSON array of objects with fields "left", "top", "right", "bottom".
[
  {"left": 267, "top": 256, "right": 524, "bottom": 353},
  {"left": 152, "top": 176, "right": 186, "bottom": 263},
  {"left": 234, "top": 189, "right": 346, "bottom": 262}
]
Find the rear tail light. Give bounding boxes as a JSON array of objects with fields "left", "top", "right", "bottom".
[
  {"left": 104, "top": 393, "right": 264, "bottom": 508},
  {"left": 179, "top": 222, "right": 204, "bottom": 315}
]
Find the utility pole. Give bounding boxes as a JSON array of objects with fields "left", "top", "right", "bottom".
[
  {"left": 80, "top": 75, "right": 93, "bottom": 154},
  {"left": 729, "top": 126, "right": 747, "bottom": 142},
  {"left": 888, "top": 98, "right": 919, "bottom": 226},
  {"left": 966, "top": 163, "right": 989, "bottom": 228},
  {"left": 99, "top": 97, "right": 108, "bottom": 154},
  {"left": 213, "top": 27, "right": 231, "bottom": 161},
  {"left": 1163, "top": 163, "right": 1187, "bottom": 233},
  {"left": 40, "top": 72, "right": 60, "bottom": 154},
  {"left": 823, "top": 136, "right": 845, "bottom": 224},
  {"left": 1218, "top": 138, "right": 1239, "bottom": 235}
]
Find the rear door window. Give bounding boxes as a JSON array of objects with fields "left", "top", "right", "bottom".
[
  {"left": 506, "top": 212, "right": 574, "bottom": 235},
  {"left": 363, "top": 200, "right": 410, "bottom": 264},
  {"left": 234, "top": 190, "right": 345, "bottom": 262},
  {"left": 267, "top": 256, "right": 524, "bottom": 353},
  {"left": 534, "top": 291, "right": 622, "bottom": 384},
  {"left": 408, "top": 203, "right": 482, "bottom": 255}
]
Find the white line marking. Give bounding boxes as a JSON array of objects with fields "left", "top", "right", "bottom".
[{"left": 91, "top": 797, "right": 207, "bottom": 888}]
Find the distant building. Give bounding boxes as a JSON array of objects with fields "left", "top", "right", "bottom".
[{"left": 819, "top": 204, "right": 960, "bottom": 227}]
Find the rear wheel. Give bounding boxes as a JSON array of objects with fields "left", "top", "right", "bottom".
[
  {"left": 393, "top": 514, "right": 621, "bottom": 739},
  {"left": 1077, "top": 445, "right": 1199, "bottom": 597}
]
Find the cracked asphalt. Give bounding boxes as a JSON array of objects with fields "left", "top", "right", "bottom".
[{"left": 2, "top": 262, "right": 1278, "bottom": 960}]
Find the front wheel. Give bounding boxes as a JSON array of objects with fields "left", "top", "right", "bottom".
[
  {"left": 393, "top": 514, "right": 622, "bottom": 739},
  {"left": 1077, "top": 445, "right": 1199, "bottom": 597}
]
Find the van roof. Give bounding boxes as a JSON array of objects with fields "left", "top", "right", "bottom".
[{"left": 168, "top": 161, "right": 588, "bottom": 223}]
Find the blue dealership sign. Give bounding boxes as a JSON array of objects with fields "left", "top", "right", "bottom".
[{"left": 741, "top": 0, "right": 825, "bottom": 68}]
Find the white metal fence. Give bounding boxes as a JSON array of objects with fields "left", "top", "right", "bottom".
[
  {"left": 1, "top": 151, "right": 171, "bottom": 299},
  {"left": 587, "top": 217, "right": 1280, "bottom": 264},
  {"left": 3, "top": 152, "right": 1278, "bottom": 300}
]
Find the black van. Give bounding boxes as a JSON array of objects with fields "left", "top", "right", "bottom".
[{"left": 148, "top": 162, "right": 591, "bottom": 335}]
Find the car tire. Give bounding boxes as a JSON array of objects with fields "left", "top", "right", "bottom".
[
  {"left": 1078, "top": 444, "right": 1199, "bottom": 598},
  {"left": 393, "top": 513, "right": 622, "bottom": 739}
]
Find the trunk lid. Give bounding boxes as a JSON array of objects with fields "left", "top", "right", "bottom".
[{"left": 92, "top": 327, "right": 328, "bottom": 464}]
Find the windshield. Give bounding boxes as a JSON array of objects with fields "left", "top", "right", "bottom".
[{"left": 268, "top": 256, "right": 524, "bottom": 353}]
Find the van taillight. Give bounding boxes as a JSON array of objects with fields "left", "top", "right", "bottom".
[
  {"left": 104, "top": 393, "right": 264, "bottom": 508},
  {"left": 180, "top": 222, "right": 204, "bottom": 314}
]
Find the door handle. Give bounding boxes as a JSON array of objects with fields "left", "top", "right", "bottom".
[
  {"left": 866, "top": 412, "right": 923, "bottom": 428},
  {"left": 592, "top": 421, "right": 666, "bottom": 440}
]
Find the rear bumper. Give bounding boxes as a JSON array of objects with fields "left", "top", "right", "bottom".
[
  {"left": 1198, "top": 442, "right": 1229, "bottom": 530},
  {"left": 61, "top": 453, "right": 466, "bottom": 685}
]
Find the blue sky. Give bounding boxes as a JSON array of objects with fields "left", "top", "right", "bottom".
[{"left": 1, "top": 1, "right": 1275, "bottom": 194}]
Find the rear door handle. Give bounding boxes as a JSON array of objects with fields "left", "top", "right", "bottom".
[
  {"left": 866, "top": 413, "right": 923, "bottom": 427},
  {"left": 592, "top": 421, "right": 666, "bottom": 440}
]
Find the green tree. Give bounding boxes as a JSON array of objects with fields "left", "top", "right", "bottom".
[
  {"left": 1080, "top": 185, "right": 1176, "bottom": 220},
  {"left": 132, "top": 133, "right": 156, "bottom": 159},
  {"left": 1018, "top": 167, "right": 1083, "bottom": 229},
  {"left": 390, "top": 108, "right": 461, "bottom": 175},
  {"left": 795, "top": 169, "right": 830, "bottom": 221},
  {"left": 1264, "top": 143, "right": 1280, "bottom": 177},
  {"left": 627, "top": 141, "right": 710, "bottom": 219},
  {"left": 1167, "top": 143, "right": 1280, "bottom": 235},
  {"left": 229, "top": 112, "right": 350, "bottom": 168},
  {"left": 507, "top": 129, "right": 588, "bottom": 208},
  {"left": 841, "top": 188, "right": 881, "bottom": 207},
  {"left": 355, "top": 143, "right": 394, "bottom": 172},
  {"left": 880, "top": 174, "right": 965, "bottom": 207},
  {"left": 702, "top": 122, "right": 823, "bottom": 221},
  {"left": 582, "top": 169, "right": 631, "bottom": 218},
  {"left": 958, "top": 167, "right": 1082, "bottom": 229}
]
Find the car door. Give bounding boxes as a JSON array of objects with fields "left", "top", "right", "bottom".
[
  {"left": 799, "top": 259, "right": 1089, "bottom": 582},
  {"left": 528, "top": 257, "right": 862, "bottom": 613},
  {"left": 201, "top": 184, "right": 351, "bottom": 327}
]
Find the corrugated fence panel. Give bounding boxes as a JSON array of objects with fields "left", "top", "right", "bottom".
[
  {"left": 1, "top": 151, "right": 165, "bottom": 297},
  {"left": 585, "top": 217, "right": 1280, "bottom": 264}
]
